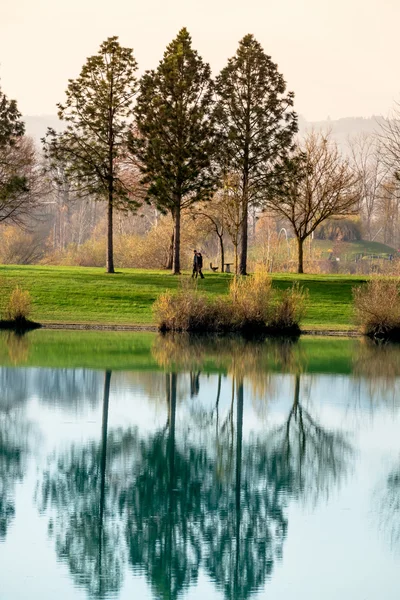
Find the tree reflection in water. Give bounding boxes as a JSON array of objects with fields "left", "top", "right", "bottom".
[
  {"left": 37, "top": 371, "right": 125, "bottom": 598},
  {"left": 0, "top": 364, "right": 31, "bottom": 542},
  {"left": 37, "top": 335, "right": 354, "bottom": 600},
  {"left": 267, "top": 374, "right": 353, "bottom": 505},
  {"left": 122, "top": 372, "right": 205, "bottom": 600},
  {"left": 377, "top": 462, "right": 400, "bottom": 553},
  {"left": 0, "top": 415, "right": 28, "bottom": 540}
]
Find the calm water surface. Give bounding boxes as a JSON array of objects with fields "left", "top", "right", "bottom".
[{"left": 0, "top": 331, "right": 399, "bottom": 600}]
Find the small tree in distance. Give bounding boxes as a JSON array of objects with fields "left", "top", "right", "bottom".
[
  {"left": 131, "top": 28, "right": 218, "bottom": 274},
  {"left": 43, "top": 37, "right": 139, "bottom": 273},
  {"left": 266, "top": 132, "right": 360, "bottom": 274}
]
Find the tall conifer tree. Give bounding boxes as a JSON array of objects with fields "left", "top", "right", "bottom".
[
  {"left": 43, "top": 37, "right": 139, "bottom": 273},
  {"left": 215, "top": 35, "right": 297, "bottom": 274},
  {"left": 131, "top": 28, "right": 217, "bottom": 274},
  {"left": 0, "top": 85, "right": 41, "bottom": 225}
]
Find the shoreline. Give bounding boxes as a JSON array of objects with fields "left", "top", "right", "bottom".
[{"left": 21, "top": 322, "right": 361, "bottom": 337}]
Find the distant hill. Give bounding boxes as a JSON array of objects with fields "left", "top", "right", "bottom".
[
  {"left": 24, "top": 114, "right": 384, "bottom": 150},
  {"left": 298, "top": 116, "right": 384, "bottom": 151}
]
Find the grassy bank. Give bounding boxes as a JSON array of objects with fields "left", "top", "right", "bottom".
[{"left": 0, "top": 265, "right": 367, "bottom": 329}]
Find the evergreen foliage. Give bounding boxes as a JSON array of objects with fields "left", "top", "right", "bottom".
[
  {"left": 215, "top": 34, "right": 298, "bottom": 274},
  {"left": 43, "top": 37, "right": 139, "bottom": 273},
  {"left": 0, "top": 85, "right": 25, "bottom": 147},
  {"left": 131, "top": 28, "right": 218, "bottom": 274},
  {"left": 0, "top": 85, "right": 40, "bottom": 225}
]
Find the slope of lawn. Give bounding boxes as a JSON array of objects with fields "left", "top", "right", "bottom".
[
  {"left": 314, "top": 239, "right": 397, "bottom": 259},
  {"left": 0, "top": 265, "right": 367, "bottom": 329}
]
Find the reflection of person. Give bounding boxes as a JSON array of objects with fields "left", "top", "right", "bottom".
[
  {"left": 192, "top": 250, "right": 198, "bottom": 278},
  {"left": 197, "top": 252, "right": 204, "bottom": 279}
]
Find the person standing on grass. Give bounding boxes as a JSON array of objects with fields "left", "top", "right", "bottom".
[
  {"left": 197, "top": 251, "right": 205, "bottom": 279},
  {"left": 192, "top": 250, "right": 199, "bottom": 278}
]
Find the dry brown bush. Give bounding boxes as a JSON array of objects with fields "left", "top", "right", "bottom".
[
  {"left": 41, "top": 212, "right": 207, "bottom": 269},
  {"left": 229, "top": 271, "right": 272, "bottom": 329},
  {"left": 353, "top": 278, "right": 400, "bottom": 340},
  {"left": 4, "top": 287, "right": 32, "bottom": 322},
  {"left": 270, "top": 283, "right": 307, "bottom": 333},
  {"left": 0, "top": 225, "right": 46, "bottom": 264},
  {"left": 153, "top": 286, "right": 223, "bottom": 333},
  {"left": 154, "top": 272, "right": 306, "bottom": 335}
]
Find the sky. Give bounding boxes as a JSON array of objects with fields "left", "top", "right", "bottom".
[{"left": 0, "top": 0, "right": 399, "bottom": 121}]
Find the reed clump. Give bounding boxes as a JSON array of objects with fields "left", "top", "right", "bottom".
[
  {"left": 154, "top": 273, "right": 306, "bottom": 336},
  {"left": 353, "top": 278, "right": 400, "bottom": 341},
  {"left": 268, "top": 283, "right": 307, "bottom": 336},
  {"left": 0, "top": 286, "right": 40, "bottom": 331}
]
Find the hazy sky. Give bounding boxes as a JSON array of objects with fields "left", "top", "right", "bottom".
[{"left": 1, "top": 0, "right": 399, "bottom": 120}]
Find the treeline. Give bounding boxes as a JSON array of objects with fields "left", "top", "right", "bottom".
[{"left": 1, "top": 29, "right": 400, "bottom": 274}]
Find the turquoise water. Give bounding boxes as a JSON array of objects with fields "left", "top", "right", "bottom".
[{"left": 0, "top": 332, "right": 399, "bottom": 599}]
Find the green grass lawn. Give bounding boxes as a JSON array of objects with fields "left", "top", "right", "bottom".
[{"left": 0, "top": 265, "right": 368, "bottom": 329}]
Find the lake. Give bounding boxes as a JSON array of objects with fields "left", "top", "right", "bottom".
[{"left": 0, "top": 330, "right": 399, "bottom": 599}]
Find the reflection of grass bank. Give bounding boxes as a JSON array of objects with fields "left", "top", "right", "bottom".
[
  {"left": 5, "top": 328, "right": 400, "bottom": 376},
  {"left": 0, "top": 265, "right": 365, "bottom": 329},
  {"left": 0, "top": 329, "right": 359, "bottom": 373}
]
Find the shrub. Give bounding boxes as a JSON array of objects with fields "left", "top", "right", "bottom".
[
  {"left": 353, "top": 278, "right": 400, "bottom": 341},
  {"left": 153, "top": 279, "right": 222, "bottom": 332},
  {"left": 269, "top": 283, "right": 307, "bottom": 335},
  {"left": 154, "top": 288, "right": 208, "bottom": 332},
  {"left": 229, "top": 272, "right": 272, "bottom": 331},
  {"left": 154, "top": 273, "right": 306, "bottom": 336},
  {"left": 4, "top": 286, "right": 32, "bottom": 322}
]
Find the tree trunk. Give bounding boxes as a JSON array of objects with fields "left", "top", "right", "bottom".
[
  {"left": 98, "top": 369, "right": 111, "bottom": 579},
  {"left": 172, "top": 203, "right": 181, "bottom": 275},
  {"left": 106, "top": 194, "right": 115, "bottom": 273},
  {"left": 168, "top": 372, "right": 177, "bottom": 499},
  {"left": 235, "top": 377, "right": 244, "bottom": 593},
  {"left": 234, "top": 242, "right": 238, "bottom": 275},
  {"left": 218, "top": 234, "right": 225, "bottom": 273},
  {"left": 297, "top": 237, "right": 304, "bottom": 274},
  {"left": 239, "top": 197, "right": 248, "bottom": 275},
  {"left": 166, "top": 230, "right": 174, "bottom": 270}
]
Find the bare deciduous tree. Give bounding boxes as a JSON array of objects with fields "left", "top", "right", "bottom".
[
  {"left": 348, "top": 133, "right": 388, "bottom": 240},
  {"left": 379, "top": 101, "right": 400, "bottom": 180},
  {"left": 376, "top": 178, "right": 400, "bottom": 247},
  {"left": 266, "top": 132, "right": 360, "bottom": 273}
]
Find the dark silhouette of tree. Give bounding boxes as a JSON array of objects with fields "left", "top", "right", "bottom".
[
  {"left": 267, "top": 374, "right": 353, "bottom": 504},
  {"left": 43, "top": 37, "right": 140, "bottom": 273},
  {"left": 35, "top": 360, "right": 353, "bottom": 600},
  {"left": 0, "top": 420, "right": 24, "bottom": 539},
  {"left": 0, "top": 408, "right": 30, "bottom": 540},
  {"left": 201, "top": 377, "right": 288, "bottom": 600},
  {"left": 215, "top": 34, "right": 297, "bottom": 275},
  {"left": 0, "top": 84, "right": 42, "bottom": 226},
  {"left": 37, "top": 370, "right": 125, "bottom": 598},
  {"left": 122, "top": 372, "right": 205, "bottom": 600},
  {"left": 131, "top": 28, "right": 218, "bottom": 274}
]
